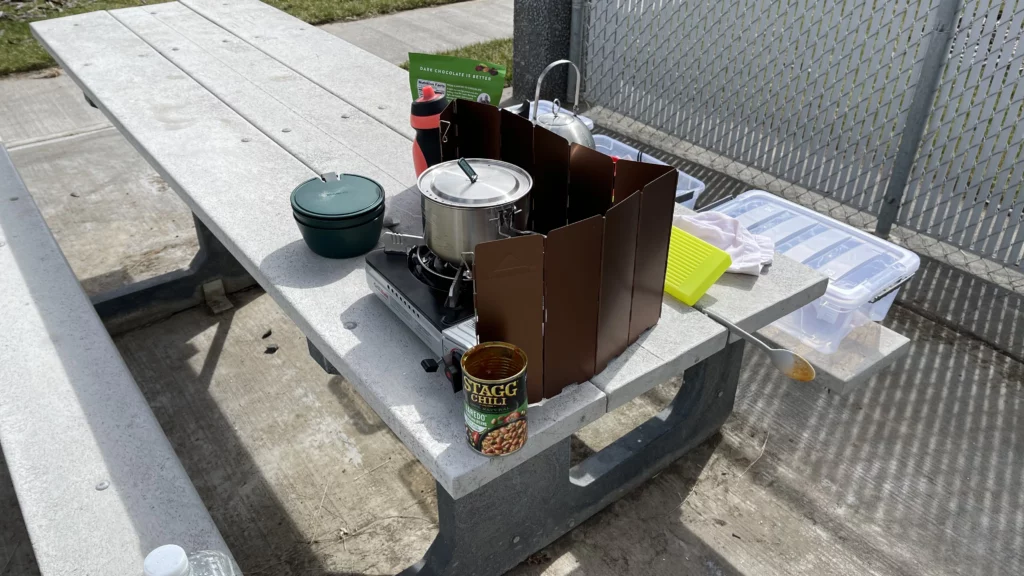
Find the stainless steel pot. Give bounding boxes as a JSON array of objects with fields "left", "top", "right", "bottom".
[{"left": 417, "top": 158, "right": 533, "bottom": 265}]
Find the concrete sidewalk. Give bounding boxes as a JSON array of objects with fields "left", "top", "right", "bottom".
[
  {"left": 0, "top": 0, "right": 512, "bottom": 297},
  {"left": 323, "top": 0, "right": 512, "bottom": 65}
]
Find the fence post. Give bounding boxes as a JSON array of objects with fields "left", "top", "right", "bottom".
[
  {"left": 513, "top": 0, "right": 573, "bottom": 101},
  {"left": 875, "top": 0, "right": 962, "bottom": 238},
  {"left": 566, "top": 0, "right": 585, "bottom": 102}
]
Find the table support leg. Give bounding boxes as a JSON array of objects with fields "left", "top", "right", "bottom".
[
  {"left": 401, "top": 340, "right": 745, "bottom": 576},
  {"left": 91, "top": 214, "right": 254, "bottom": 333},
  {"left": 307, "top": 338, "right": 340, "bottom": 375}
]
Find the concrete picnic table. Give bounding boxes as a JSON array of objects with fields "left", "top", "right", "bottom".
[{"left": 32, "top": 1, "right": 826, "bottom": 573}]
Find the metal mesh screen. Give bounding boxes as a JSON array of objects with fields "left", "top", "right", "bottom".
[
  {"left": 582, "top": 0, "right": 940, "bottom": 212},
  {"left": 900, "top": 1, "right": 1024, "bottom": 268}
]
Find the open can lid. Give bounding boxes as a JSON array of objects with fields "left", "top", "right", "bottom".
[
  {"left": 418, "top": 159, "right": 532, "bottom": 209},
  {"left": 291, "top": 173, "right": 384, "bottom": 222}
]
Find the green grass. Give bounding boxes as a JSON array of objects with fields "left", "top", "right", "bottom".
[
  {"left": 400, "top": 37, "right": 513, "bottom": 86},
  {"left": 1, "top": 0, "right": 156, "bottom": 76},
  {"left": 0, "top": 22, "right": 50, "bottom": 76},
  {"left": 263, "top": 0, "right": 465, "bottom": 24},
  {"left": 0, "top": 0, "right": 471, "bottom": 76}
]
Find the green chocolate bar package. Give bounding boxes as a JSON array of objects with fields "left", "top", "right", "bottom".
[{"left": 408, "top": 53, "right": 506, "bottom": 105}]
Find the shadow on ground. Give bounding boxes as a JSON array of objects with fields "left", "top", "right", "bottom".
[
  {"left": 900, "top": 253, "right": 1023, "bottom": 363},
  {"left": 0, "top": 450, "right": 40, "bottom": 575},
  {"left": 721, "top": 305, "right": 1024, "bottom": 575},
  {"left": 108, "top": 287, "right": 747, "bottom": 576},
  {"left": 505, "top": 302, "right": 1023, "bottom": 576},
  {"left": 3, "top": 291, "right": 1022, "bottom": 575},
  {"left": 112, "top": 288, "right": 436, "bottom": 576}
]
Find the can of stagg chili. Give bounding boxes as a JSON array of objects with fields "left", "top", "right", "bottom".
[{"left": 461, "top": 342, "right": 528, "bottom": 456}]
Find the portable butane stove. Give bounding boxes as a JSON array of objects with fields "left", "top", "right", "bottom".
[{"left": 365, "top": 240, "right": 477, "bottom": 391}]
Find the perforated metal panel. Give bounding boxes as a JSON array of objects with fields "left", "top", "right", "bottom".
[{"left": 900, "top": 1, "right": 1024, "bottom": 268}]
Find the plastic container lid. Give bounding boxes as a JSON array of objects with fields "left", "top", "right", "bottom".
[
  {"left": 144, "top": 545, "right": 190, "bottom": 576},
  {"left": 592, "top": 135, "right": 705, "bottom": 207},
  {"left": 291, "top": 173, "right": 384, "bottom": 223},
  {"left": 714, "top": 191, "right": 919, "bottom": 310},
  {"left": 418, "top": 159, "right": 532, "bottom": 208}
]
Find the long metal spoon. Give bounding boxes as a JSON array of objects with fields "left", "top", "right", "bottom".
[{"left": 702, "top": 309, "right": 816, "bottom": 382}]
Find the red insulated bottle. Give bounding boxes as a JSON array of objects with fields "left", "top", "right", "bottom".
[{"left": 410, "top": 86, "right": 448, "bottom": 177}]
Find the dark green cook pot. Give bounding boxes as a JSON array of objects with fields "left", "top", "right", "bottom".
[{"left": 291, "top": 172, "right": 385, "bottom": 259}]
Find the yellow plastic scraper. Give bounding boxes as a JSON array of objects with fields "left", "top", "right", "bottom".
[{"left": 663, "top": 226, "right": 732, "bottom": 306}]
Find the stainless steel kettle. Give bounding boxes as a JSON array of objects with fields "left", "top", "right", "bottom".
[{"left": 531, "top": 60, "right": 595, "bottom": 149}]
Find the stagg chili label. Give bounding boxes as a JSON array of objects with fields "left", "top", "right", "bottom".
[
  {"left": 461, "top": 342, "right": 529, "bottom": 457},
  {"left": 464, "top": 373, "right": 528, "bottom": 456}
]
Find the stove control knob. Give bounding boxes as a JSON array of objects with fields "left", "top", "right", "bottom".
[
  {"left": 420, "top": 358, "right": 439, "bottom": 373},
  {"left": 443, "top": 351, "right": 463, "bottom": 393}
]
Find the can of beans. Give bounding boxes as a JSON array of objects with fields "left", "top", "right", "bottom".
[{"left": 461, "top": 341, "right": 528, "bottom": 456}]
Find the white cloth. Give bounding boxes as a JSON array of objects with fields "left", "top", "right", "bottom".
[{"left": 672, "top": 212, "right": 775, "bottom": 275}]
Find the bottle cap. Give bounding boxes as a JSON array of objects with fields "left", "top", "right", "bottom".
[
  {"left": 144, "top": 545, "right": 190, "bottom": 576},
  {"left": 412, "top": 85, "right": 448, "bottom": 117}
]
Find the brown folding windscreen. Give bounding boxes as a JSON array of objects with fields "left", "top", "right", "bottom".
[
  {"left": 474, "top": 235, "right": 545, "bottom": 402},
  {"left": 595, "top": 191, "right": 641, "bottom": 373},
  {"left": 543, "top": 215, "right": 604, "bottom": 397},
  {"left": 440, "top": 99, "right": 675, "bottom": 402}
]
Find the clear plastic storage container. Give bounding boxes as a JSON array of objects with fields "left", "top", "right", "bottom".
[
  {"left": 594, "top": 135, "right": 705, "bottom": 209},
  {"left": 500, "top": 103, "right": 705, "bottom": 208},
  {"left": 713, "top": 191, "right": 919, "bottom": 354}
]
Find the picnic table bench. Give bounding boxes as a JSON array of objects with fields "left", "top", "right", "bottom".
[
  {"left": 0, "top": 146, "right": 233, "bottom": 574},
  {"left": 29, "top": 0, "right": 827, "bottom": 573}
]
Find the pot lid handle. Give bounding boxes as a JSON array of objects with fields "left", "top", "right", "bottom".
[{"left": 457, "top": 158, "right": 479, "bottom": 183}]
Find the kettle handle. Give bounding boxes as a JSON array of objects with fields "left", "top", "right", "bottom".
[{"left": 532, "top": 60, "right": 583, "bottom": 124}]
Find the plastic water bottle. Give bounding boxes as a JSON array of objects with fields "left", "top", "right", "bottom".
[
  {"left": 144, "top": 544, "right": 240, "bottom": 576},
  {"left": 410, "top": 84, "right": 447, "bottom": 177}
]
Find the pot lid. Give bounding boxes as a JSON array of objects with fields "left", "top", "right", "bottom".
[
  {"left": 418, "top": 159, "right": 533, "bottom": 208},
  {"left": 291, "top": 172, "right": 384, "bottom": 221}
]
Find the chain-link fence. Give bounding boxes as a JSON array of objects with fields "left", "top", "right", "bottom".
[
  {"left": 901, "top": 1, "right": 1024, "bottom": 268},
  {"left": 579, "top": 0, "right": 1024, "bottom": 273}
]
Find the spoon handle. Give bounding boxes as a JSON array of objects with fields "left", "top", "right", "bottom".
[{"left": 701, "top": 309, "right": 772, "bottom": 353}]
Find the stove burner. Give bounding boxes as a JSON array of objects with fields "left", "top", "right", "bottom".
[
  {"left": 408, "top": 246, "right": 473, "bottom": 321},
  {"left": 409, "top": 246, "right": 469, "bottom": 289}
]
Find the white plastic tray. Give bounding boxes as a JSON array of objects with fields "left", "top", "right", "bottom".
[{"left": 713, "top": 191, "right": 919, "bottom": 354}]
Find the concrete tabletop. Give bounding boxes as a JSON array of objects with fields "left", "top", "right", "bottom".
[{"left": 32, "top": 0, "right": 825, "bottom": 498}]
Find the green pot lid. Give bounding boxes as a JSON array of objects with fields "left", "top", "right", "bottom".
[{"left": 291, "top": 172, "right": 384, "bottom": 221}]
